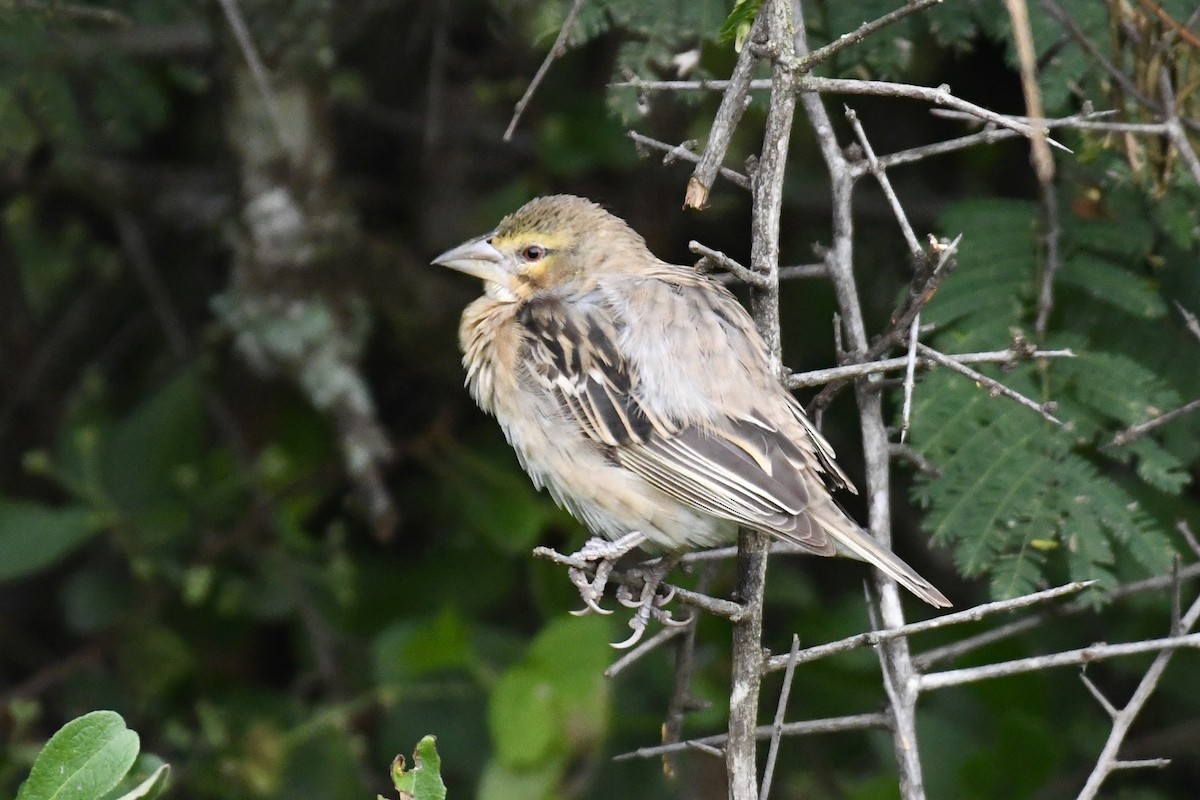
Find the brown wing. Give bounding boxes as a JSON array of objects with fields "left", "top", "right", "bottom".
[{"left": 516, "top": 289, "right": 836, "bottom": 554}]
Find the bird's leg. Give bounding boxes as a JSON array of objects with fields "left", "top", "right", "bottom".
[
  {"left": 567, "top": 532, "right": 647, "bottom": 617},
  {"left": 611, "top": 554, "right": 687, "bottom": 649}
]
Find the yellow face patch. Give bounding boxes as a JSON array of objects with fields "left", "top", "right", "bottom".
[{"left": 491, "top": 229, "right": 573, "bottom": 289}]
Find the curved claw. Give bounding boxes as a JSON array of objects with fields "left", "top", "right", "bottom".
[
  {"left": 653, "top": 585, "right": 676, "bottom": 606},
  {"left": 657, "top": 610, "right": 691, "bottom": 627},
  {"left": 570, "top": 593, "right": 613, "bottom": 616},
  {"left": 610, "top": 621, "right": 649, "bottom": 649}
]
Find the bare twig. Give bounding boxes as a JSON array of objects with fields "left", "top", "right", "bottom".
[
  {"left": 216, "top": 0, "right": 288, "bottom": 153},
  {"left": 900, "top": 315, "right": 920, "bottom": 442},
  {"left": 916, "top": 343, "right": 1063, "bottom": 425},
  {"left": 1177, "top": 302, "right": 1200, "bottom": 343},
  {"left": 628, "top": 131, "right": 751, "bottom": 189},
  {"left": 503, "top": 0, "right": 587, "bottom": 141},
  {"left": 759, "top": 635, "right": 800, "bottom": 800},
  {"left": 1004, "top": 0, "right": 1055, "bottom": 183},
  {"left": 691, "top": 241, "right": 767, "bottom": 288},
  {"left": 617, "top": 76, "right": 1073, "bottom": 149},
  {"left": 844, "top": 105, "right": 922, "bottom": 257},
  {"left": 728, "top": 3, "right": 795, "bottom": 796},
  {"left": 1109, "top": 397, "right": 1200, "bottom": 446},
  {"left": 686, "top": 10, "right": 765, "bottom": 208},
  {"left": 915, "top": 561, "right": 1200, "bottom": 669},
  {"left": 763, "top": 581, "right": 1092, "bottom": 672},
  {"left": 792, "top": 5, "right": 930, "bottom": 795},
  {"left": 1075, "top": 590, "right": 1200, "bottom": 799},
  {"left": 1159, "top": 66, "right": 1200, "bottom": 186},
  {"left": 613, "top": 713, "right": 889, "bottom": 761},
  {"left": 1080, "top": 670, "right": 1120, "bottom": 718},
  {"left": 787, "top": 347, "right": 1075, "bottom": 389},
  {"left": 919, "top": 633, "right": 1200, "bottom": 691},
  {"left": 660, "top": 571, "right": 711, "bottom": 772},
  {"left": 791, "top": 0, "right": 945, "bottom": 75},
  {"left": 1178, "top": 522, "right": 1200, "bottom": 560}
]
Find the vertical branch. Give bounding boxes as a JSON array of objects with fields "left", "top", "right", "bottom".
[
  {"left": 793, "top": 5, "right": 929, "bottom": 798},
  {"left": 728, "top": 2, "right": 795, "bottom": 799}
]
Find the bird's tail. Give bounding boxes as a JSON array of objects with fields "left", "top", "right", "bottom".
[{"left": 810, "top": 505, "right": 952, "bottom": 608}]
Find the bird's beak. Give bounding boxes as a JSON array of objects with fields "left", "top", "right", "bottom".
[{"left": 432, "top": 234, "right": 509, "bottom": 285}]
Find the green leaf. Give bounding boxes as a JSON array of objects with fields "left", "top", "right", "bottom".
[
  {"left": 0, "top": 500, "right": 97, "bottom": 582},
  {"left": 487, "top": 616, "right": 611, "bottom": 769},
  {"left": 389, "top": 736, "right": 447, "bottom": 800},
  {"left": 17, "top": 711, "right": 140, "bottom": 800},
  {"left": 1058, "top": 253, "right": 1166, "bottom": 319}
]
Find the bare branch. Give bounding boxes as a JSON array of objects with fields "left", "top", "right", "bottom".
[
  {"left": 763, "top": 581, "right": 1092, "bottom": 672},
  {"left": 916, "top": 343, "right": 1064, "bottom": 425},
  {"left": 216, "top": 0, "right": 288, "bottom": 154},
  {"left": 1109, "top": 397, "right": 1200, "bottom": 446},
  {"left": 759, "top": 635, "right": 800, "bottom": 800},
  {"left": 503, "top": 0, "right": 587, "bottom": 141},
  {"left": 691, "top": 241, "right": 768, "bottom": 288},
  {"left": 628, "top": 131, "right": 751, "bottom": 189},
  {"left": 919, "top": 633, "right": 1200, "bottom": 692},
  {"left": 792, "top": 0, "right": 945, "bottom": 75},
  {"left": 685, "top": 10, "right": 765, "bottom": 208},
  {"left": 1176, "top": 301, "right": 1200, "bottom": 343},
  {"left": 844, "top": 105, "right": 922, "bottom": 257},
  {"left": 613, "top": 713, "right": 889, "bottom": 761},
  {"left": 916, "top": 561, "right": 1200, "bottom": 669},
  {"left": 787, "top": 346, "right": 1075, "bottom": 389},
  {"left": 1076, "top": 591, "right": 1200, "bottom": 799}
]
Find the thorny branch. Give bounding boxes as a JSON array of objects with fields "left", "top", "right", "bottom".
[
  {"left": 503, "top": 0, "right": 587, "bottom": 141},
  {"left": 581, "top": 2, "right": 1197, "bottom": 797}
]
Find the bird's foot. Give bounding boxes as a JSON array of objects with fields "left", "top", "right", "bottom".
[
  {"left": 611, "top": 555, "right": 686, "bottom": 650},
  {"left": 566, "top": 532, "right": 647, "bottom": 617}
]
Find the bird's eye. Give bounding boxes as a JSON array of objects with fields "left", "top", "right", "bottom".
[{"left": 520, "top": 244, "right": 546, "bottom": 262}]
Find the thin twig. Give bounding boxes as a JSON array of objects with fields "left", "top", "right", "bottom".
[
  {"left": 617, "top": 76, "right": 1074, "bottom": 150},
  {"left": 1177, "top": 301, "right": 1200, "bottom": 343},
  {"left": 792, "top": 5, "right": 930, "bottom": 795},
  {"left": 686, "top": 9, "right": 765, "bottom": 208},
  {"left": 1109, "top": 397, "right": 1200, "bottom": 446},
  {"left": 1075, "top": 591, "right": 1200, "bottom": 799},
  {"left": 916, "top": 343, "right": 1063, "bottom": 425},
  {"left": 900, "top": 315, "right": 920, "bottom": 442},
  {"left": 1159, "top": 66, "right": 1200, "bottom": 186},
  {"left": 787, "top": 347, "right": 1075, "bottom": 388},
  {"left": 503, "top": 0, "right": 587, "bottom": 141},
  {"left": 763, "top": 581, "right": 1092, "bottom": 672},
  {"left": 915, "top": 561, "right": 1200, "bottom": 669},
  {"left": 628, "top": 131, "right": 751, "bottom": 189},
  {"left": 728, "top": 2, "right": 795, "bottom": 796},
  {"left": 612, "top": 713, "right": 889, "bottom": 761},
  {"left": 216, "top": 0, "right": 288, "bottom": 153},
  {"left": 1080, "top": 670, "right": 1120, "bottom": 718},
  {"left": 759, "top": 635, "right": 800, "bottom": 800},
  {"left": 691, "top": 241, "right": 768, "bottom": 288},
  {"left": 844, "top": 105, "right": 922, "bottom": 257},
  {"left": 919, "top": 633, "right": 1200, "bottom": 691},
  {"left": 791, "top": 0, "right": 945, "bottom": 75},
  {"left": 659, "top": 568, "right": 712, "bottom": 774}
]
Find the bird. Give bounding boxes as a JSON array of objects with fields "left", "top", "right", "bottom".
[{"left": 433, "top": 195, "right": 950, "bottom": 644}]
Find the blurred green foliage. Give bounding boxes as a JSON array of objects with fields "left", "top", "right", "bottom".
[{"left": 1, "top": 1, "right": 1198, "bottom": 800}]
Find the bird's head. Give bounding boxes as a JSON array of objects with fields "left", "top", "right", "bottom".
[{"left": 432, "top": 195, "right": 647, "bottom": 300}]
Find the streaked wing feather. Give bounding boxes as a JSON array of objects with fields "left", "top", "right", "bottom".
[{"left": 517, "top": 291, "right": 836, "bottom": 554}]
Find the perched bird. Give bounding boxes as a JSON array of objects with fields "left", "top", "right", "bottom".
[{"left": 433, "top": 195, "right": 950, "bottom": 642}]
